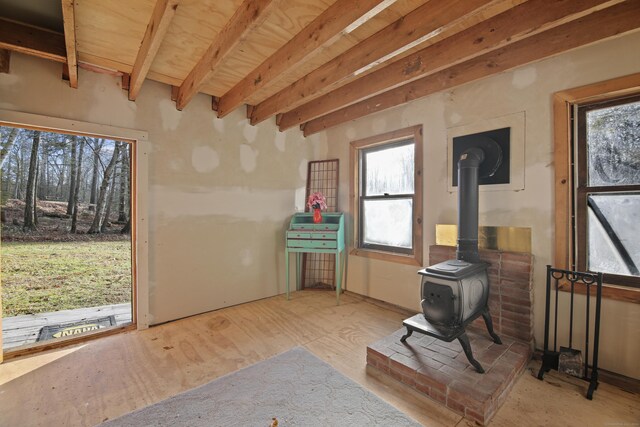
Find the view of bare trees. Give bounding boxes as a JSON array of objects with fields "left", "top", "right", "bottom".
[
  {"left": 1, "top": 127, "right": 133, "bottom": 326},
  {"left": 0, "top": 126, "right": 131, "bottom": 238}
]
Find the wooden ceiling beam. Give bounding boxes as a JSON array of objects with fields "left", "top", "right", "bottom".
[
  {"left": 61, "top": 0, "right": 78, "bottom": 88},
  {"left": 121, "top": 73, "right": 131, "bottom": 91},
  {"left": 0, "top": 49, "right": 10, "bottom": 73},
  {"left": 0, "top": 18, "right": 66, "bottom": 63},
  {"left": 77, "top": 62, "right": 124, "bottom": 77},
  {"left": 279, "top": 0, "right": 620, "bottom": 130},
  {"left": 216, "top": 0, "right": 396, "bottom": 118},
  {"left": 61, "top": 63, "right": 70, "bottom": 82},
  {"left": 175, "top": 0, "right": 278, "bottom": 111},
  {"left": 129, "top": 0, "right": 180, "bottom": 101},
  {"left": 302, "top": 1, "right": 640, "bottom": 136},
  {"left": 249, "top": 0, "right": 499, "bottom": 125}
]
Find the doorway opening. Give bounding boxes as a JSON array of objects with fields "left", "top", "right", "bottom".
[{"left": 1, "top": 124, "right": 136, "bottom": 356}]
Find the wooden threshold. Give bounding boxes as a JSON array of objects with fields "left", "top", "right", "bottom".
[{"left": 3, "top": 324, "right": 136, "bottom": 361}]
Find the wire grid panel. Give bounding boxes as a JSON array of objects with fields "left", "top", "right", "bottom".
[{"left": 303, "top": 159, "right": 339, "bottom": 289}]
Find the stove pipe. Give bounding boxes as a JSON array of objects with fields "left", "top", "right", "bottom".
[{"left": 456, "top": 147, "right": 485, "bottom": 263}]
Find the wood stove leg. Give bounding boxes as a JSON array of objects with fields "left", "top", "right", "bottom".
[
  {"left": 400, "top": 328, "right": 413, "bottom": 343},
  {"left": 482, "top": 308, "right": 502, "bottom": 344},
  {"left": 458, "top": 333, "right": 485, "bottom": 373}
]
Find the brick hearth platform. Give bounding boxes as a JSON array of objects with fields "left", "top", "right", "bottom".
[
  {"left": 366, "top": 245, "right": 535, "bottom": 425},
  {"left": 367, "top": 327, "right": 531, "bottom": 425}
]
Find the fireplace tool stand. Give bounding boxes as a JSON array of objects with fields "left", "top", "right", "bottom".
[
  {"left": 537, "top": 266, "right": 603, "bottom": 399},
  {"left": 401, "top": 308, "right": 502, "bottom": 373}
]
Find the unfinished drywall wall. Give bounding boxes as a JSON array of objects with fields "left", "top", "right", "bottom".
[
  {"left": 0, "top": 53, "right": 327, "bottom": 325},
  {"left": 324, "top": 31, "right": 640, "bottom": 379}
]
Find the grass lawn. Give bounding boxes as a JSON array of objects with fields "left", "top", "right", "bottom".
[{"left": 1, "top": 241, "right": 132, "bottom": 317}]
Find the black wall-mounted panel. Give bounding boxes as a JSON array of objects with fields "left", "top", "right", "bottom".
[{"left": 452, "top": 127, "right": 511, "bottom": 187}]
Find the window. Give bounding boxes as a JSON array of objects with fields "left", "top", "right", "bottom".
[
  {"left": 575, "top": 95, "right": 640, "bottom": 288},
  {"left": 349, "top": 126, "right": 423, "bottom": 265},
  {"left": 554, "top": 73, "right": 640, "bottom": 302}
]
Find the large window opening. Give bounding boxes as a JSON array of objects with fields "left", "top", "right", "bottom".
[
  {"left": 554, "top": 74, "right": 640, "bottom": 302},
  {"left": 1, "top": 125, "right": 135, "bottom": 354},
  {"left": 350, "top": 126, "right": 423, "bottom": 266},
  {"left": 574, "top": 95, "right": 640, "bottom": 288}
]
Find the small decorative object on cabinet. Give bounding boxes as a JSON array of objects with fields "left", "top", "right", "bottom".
[
  {"left": 285, "top": 213, "right": 346, "bottom": 304},
  {"left": 307, "top": 192, "right": 327, "bottom": 224},
  {"left": 537, "top": 265, "right": 603, "bottom": 400}
]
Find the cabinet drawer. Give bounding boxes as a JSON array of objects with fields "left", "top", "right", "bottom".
[
  {"left": 291, "top": 224, "right": 340, "bottom": 231},
  {"left": 287, "top": 231, "right": 335, "bottom": 239},
  {"left": 310, "top": 232, "right": 336, "bottom": 240},
  {"left": 287, "top": 239, "right": 337, "bottom": 249},
  {"left": 287, "top": 231, "right": 312, "bottom": 239}
]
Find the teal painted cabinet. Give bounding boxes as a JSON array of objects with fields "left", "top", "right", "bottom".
[{"left": 285, "top": 213, "right": 346, "bottom": 304}]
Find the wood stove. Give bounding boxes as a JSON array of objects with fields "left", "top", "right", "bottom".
[{"left": 400, "top": 138, "right": 504, "bottom": 373}]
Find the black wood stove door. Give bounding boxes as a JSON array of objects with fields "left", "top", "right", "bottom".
[{"left": 421, "top": 281, "right": 456, "bottom": 325}]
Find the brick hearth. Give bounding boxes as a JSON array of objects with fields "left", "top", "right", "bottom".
[
  {"left": 367, "top": 327, "right": 531, "bottom": 425},
  {"left": 366, "top": 245, "right": 535, "bottom": 425}
]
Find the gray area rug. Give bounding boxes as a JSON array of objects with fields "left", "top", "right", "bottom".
[{"left": 100, "top": 346, "right": 421, "bottom": 427}]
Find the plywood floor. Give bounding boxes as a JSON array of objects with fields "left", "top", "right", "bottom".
[{"left": 0, "top": 291, "right": 638, "bottom": 426}]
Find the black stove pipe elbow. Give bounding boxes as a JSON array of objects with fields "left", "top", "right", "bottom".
[{"left": 456, "top": 148, "right": 484, "bottom": 263}]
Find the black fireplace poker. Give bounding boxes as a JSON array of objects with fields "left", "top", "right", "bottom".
[{"left": 400, "top": 140, "right": 503, "bottom": 373}]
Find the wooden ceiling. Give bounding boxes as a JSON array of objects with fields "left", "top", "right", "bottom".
[{"left": 1, "top": 0, "right": 639, "bottom": 136}]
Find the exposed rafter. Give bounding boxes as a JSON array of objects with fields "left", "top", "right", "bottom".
[
  {"left": 0, "top": 18, "right": 66, "bottom": 63},
  {"left": 279, "top": 0, "right": 619, "bottom": 130},
  {"left": 1, "top": 0, "right": 635, "bottom": 140},
  {"left": 215, "top": 0, "right": 396, "bottom": 118},
  {"left": 61, "top": 0, "right": 78, "bottom": 88},
  {"left": 0, "top": 49, "right": 10, "bottom": 73},
  {"left": 249, "top": 0, "right": 499, "bottom": 125},
  {"left": 121, "top": 73, "right": 131, "bottom": 90},
  {"left": 302, "top": 1, "right": 640, "bottom": 136},
  {"left": 129, "top": 0, "right": 180, "bottom": 101},
  {"left": 175, "top": 0, "right": 278, "bottom": 111}
]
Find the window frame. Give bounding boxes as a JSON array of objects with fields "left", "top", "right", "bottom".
[
  {"left": 575, "top": 95, "right": 640, "bottom": 288},
  {"left": 359, "top": 138, "right": 415, "bottom": 255},
  {"left": 554, "top": 73, "right": 640, "bottom": 303},
  {"left": 0, "top": 109, "right": 150, "bottom": 362},
  {"left": 349, "top": 125, "right": 423, "bottom": 266}
]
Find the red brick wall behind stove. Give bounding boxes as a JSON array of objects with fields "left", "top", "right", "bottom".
[{"left": 429, "top": 245, "right": 534, "bottom": 344}]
